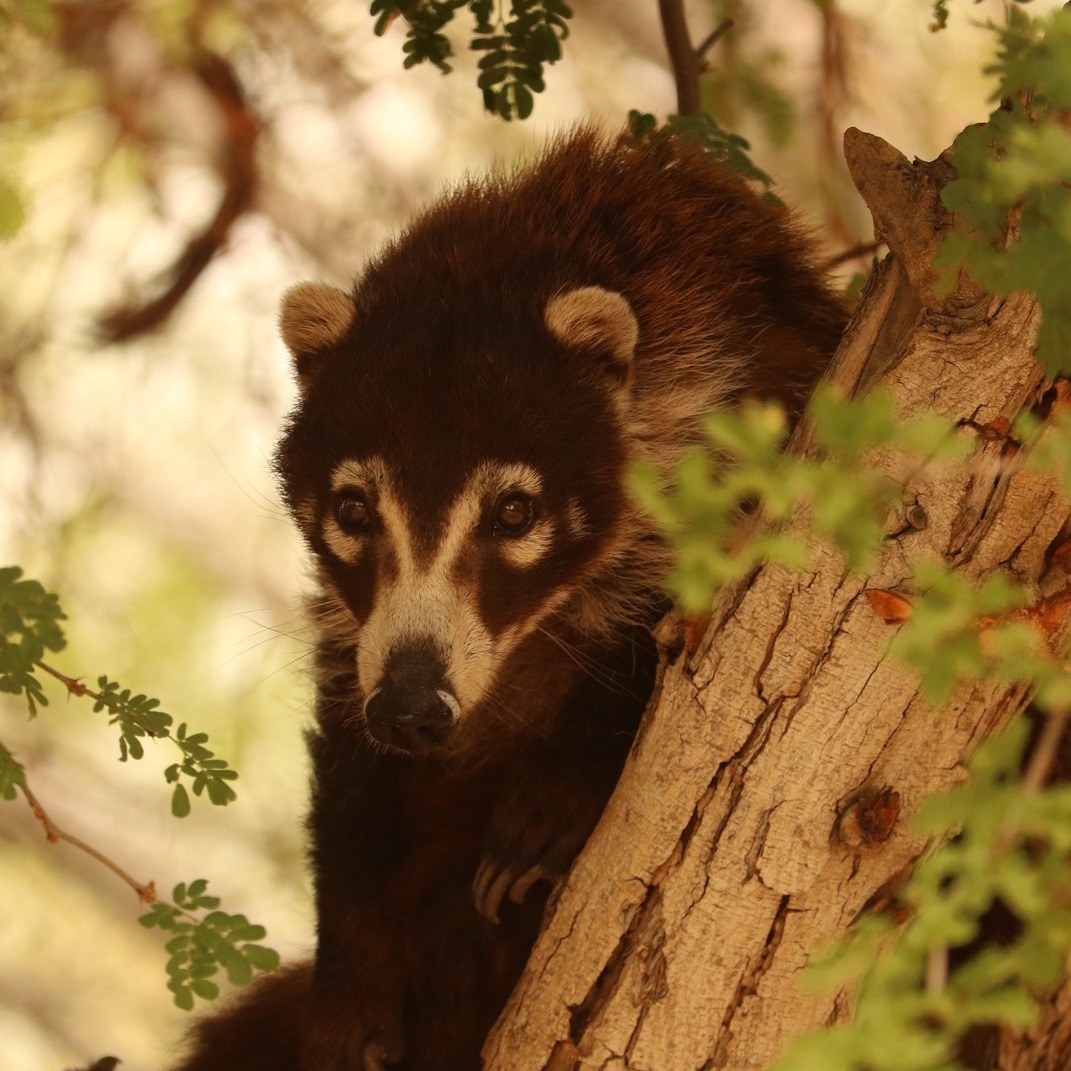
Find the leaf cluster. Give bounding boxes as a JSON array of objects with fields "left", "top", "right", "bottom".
[
  {"left": 626, "top": 110, "right": 776, "bottom": 189},
  {"left": 0, "top": 740, "right": 27, "bottom": 801},
  {"left": 1, "top": 568, "right": 238, "bottom": 816},
  {"left": 890, "top": 562, "right": 1071, "bottom": 712},
  {"left": 139, "top": 880, "right": 281, "bottom": 1010},
  {"left": 368, "top": 0, "right": 572, "bottom": 119},
  {"left": 91, "top": 678, "right": 238, "bottom": 815},
  {"left": 0, "top": 565, "right": 67, "bottom": 714},
  {"left": 937, "top": 7, "right": 1071, "bottom": 375},
  {"left": 629, "top": 388, "right": 967, "bottom": 612},
  {"left": 2, "top": 570, "right": 273, "bottom": 1007},
  {"left": 774, "top": 718, "right": 1071, "bottom": 1071}
]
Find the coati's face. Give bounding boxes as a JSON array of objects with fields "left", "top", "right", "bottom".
[{"left": 275, "top": 282, "right": 642, "bottom": 756}]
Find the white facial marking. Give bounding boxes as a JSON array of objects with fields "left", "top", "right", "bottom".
[
  {"left": 472, "top": 460, "right": 553, "bottom": 570},
  {"left": 564, "top": 496, "right": 590, "bottom": 539},
  {"left": 470, "top": 460, "right": 543, "bottom": 499},
  {"left": 330, "top": 458, "right": 563, "bottom": 717},
  {"left": 357, "top": 470, "right": 491, "bottom": 710},
  {"left": 498, "top": 521, "right": 555, "bottom": 569},
  {"left": 322, "top": 457, "right": 388, "bottom": 564}
]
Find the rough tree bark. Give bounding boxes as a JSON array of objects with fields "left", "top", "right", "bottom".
[{"left": 483, "top": 130, "right": 1071, "bottom": 1071}]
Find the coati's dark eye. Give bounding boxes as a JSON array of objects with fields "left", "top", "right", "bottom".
[
  {"left": 336, "top": 491, "right": 372, "bottom": 533},
  {"left": 493, "top": 493, "right": 535, "bottom": 536}
]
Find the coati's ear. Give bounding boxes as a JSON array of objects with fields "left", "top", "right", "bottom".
[
  {"left": 279, "top": 282, "right": 355, "bottom": 386},
  {"left": 544, "top": 286, "right": 638, "bottom": 384}
]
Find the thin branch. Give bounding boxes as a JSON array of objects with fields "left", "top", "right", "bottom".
[
  {"left": 1021, "top": 706, "right": 1069, "bottom": 796},
  {"left": 994, "top": 707, "right": 1069, "bottom": 857},
  {"left": 825, "top": 240, "right": 884, "bottom": 269},
  {"left": 696, "top": 18, "right": 734, "bottom": 65},
  {"left": 925, "top": 943, "right": 949, "bottom": 995},
  {"left": 35, "top": 658, "right": 90, "bottom": 698},
  {"left": 19, "top": 779, "right": 157, "bottom": 905},
  {"left": 657, "top": 0, "right": 702, "bottom": 116}
]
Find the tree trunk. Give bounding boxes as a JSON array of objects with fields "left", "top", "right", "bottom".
[{"left": 483, "top": 131, "right": 1071, "bottom": 1071}]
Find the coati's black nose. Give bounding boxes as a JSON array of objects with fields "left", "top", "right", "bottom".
[
  {"left": 364, "top": 683, "right": 458, "bottom": 753},
  {"left": 363, "top": 639, "right": 460, "bottom": 754}
]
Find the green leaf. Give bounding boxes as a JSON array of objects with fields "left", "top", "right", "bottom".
[
  {"left": 244, "top": 944, "right": 282, "bottom": 972},
  {"left": 0, "top": 567, "right": 68, "bottom": 715},
  {"left": 190, "top": 978, "right": 221, "bottom": 1001},
  {"left": 0, "top": 742, "right": 27, "bottom": 801},
  {"left": 172, "top": 986, "right": 194, "bottom": 1012},
  {"left": 171, "top": 783, "right": 191, "bottom": 818}
]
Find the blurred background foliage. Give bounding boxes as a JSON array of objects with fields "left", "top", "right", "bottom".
[{"left": 0, "top": 0, "right": 1057, "bottom": 1068}]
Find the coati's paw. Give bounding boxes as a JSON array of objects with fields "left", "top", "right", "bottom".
[
  {"left": 360, "top": 1032, "right": 405, "bottom": 1071},
  {"left": 302, "top": 1003, "right": 405, "bottom": 1071},
  {"left": 473, "top": 780, "right": 601, "bottom": 924}
]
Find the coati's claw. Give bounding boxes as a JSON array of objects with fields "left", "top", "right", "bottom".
[
  {"left": 473, "top": 858, "right": 552, "bottom": 924},
  {"left": 508, "top": 862, "right": 550, "bottom": 906}
]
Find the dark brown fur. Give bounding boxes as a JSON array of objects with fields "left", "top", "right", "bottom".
[{"left": 172, "top": 128, "right": 846, "bottom": 1071}]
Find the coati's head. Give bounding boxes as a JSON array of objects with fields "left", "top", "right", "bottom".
[{"left": 274, "top": 280, "right": 659, "bottom": 757}]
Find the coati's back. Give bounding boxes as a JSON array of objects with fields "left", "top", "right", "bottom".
[{"left": 357, "top": 127, "right": 842, "bottom": 439}]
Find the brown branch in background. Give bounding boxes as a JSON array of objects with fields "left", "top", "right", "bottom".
[
  {"left": 97, "top": 46, "right": 259, "bottom": 342},
  {"left": 817, "top": 3, "right": 849, "bottom": 173},
  {"left": 816, "top": 2, "right": 860, "bottom": 254},
  {"left": 825, "top": 239, "right": 884, "bottom": 269},
  {"left": 657, "top": 0, "right": 702, "bottom": 116},
  {"left": 696, "top": 18, "right": 735, "bottom": 66},
  {"left": 19, "top": 777, "right": 157, "bottom": 905},
  {"left": 1021, "top": 707, "right": 1070, "bottom": 797}
]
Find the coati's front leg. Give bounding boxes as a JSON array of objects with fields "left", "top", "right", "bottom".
[
  {"left": 302, "top": 729, "right": 409, "bottom": 1071},
  {"left": 472, "top": 737, "right": 627, "bottom": 924},
  {"left": 473, "top": 627, "right": 657, "bottom": 924}
]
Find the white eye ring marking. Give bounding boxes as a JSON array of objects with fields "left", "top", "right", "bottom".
[
  {"left": 322, "top": 457, "right": 388, "bottom": 563},
  {"left": 497, "top": 519, "right": 555, "bottom": 569},
  {"left": 564, "top": 496, "right": 590, "bottom": 539},
  {"left": 468, "top": 462, "right": 553, "bottom": 567}
]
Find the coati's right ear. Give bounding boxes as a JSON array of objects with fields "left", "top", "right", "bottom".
[{"left": 279, "top": 282, "right": 355, "bottom": 387}]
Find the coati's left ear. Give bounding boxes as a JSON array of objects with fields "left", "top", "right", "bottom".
[
  {"left": 544, "top": 286, "right": 638, "bottom": 385},
  {"left": 279, "top": 282, "right": 355, "bottom": 387}
]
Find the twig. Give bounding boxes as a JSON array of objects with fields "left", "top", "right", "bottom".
[
  {"left": 34, "top": 658, "right": 90, "bottom": 698},
  {"left": 657, "top": 0, "right": 702, "bottom": 116},
  {"left": 696, "top": 18, "right": 734, "bottom": 64},
  {"left": 825, "top": 240, "right": 884, "bottom": 269},
  {"left": 1021, "top": 706, "right": 1069, "bottom": 797},
  {"left": 19, "top": 779, "right": 157, "bottom": 905},
  {"left": 925, "top": 943, "right": 948, "bottom": 995},
  {"left": 993, "top": 706, "right": 1069, "bottom": 857}
]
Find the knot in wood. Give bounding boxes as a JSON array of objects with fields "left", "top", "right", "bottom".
[{"left": 837, "top": 787, "right": 901, "bottom": 848}]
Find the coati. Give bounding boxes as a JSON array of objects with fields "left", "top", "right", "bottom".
[{"left": 172, "top": 127, "right": 846, "bottom": 1071}]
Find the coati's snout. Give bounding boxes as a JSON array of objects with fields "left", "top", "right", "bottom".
[{"left": 362, "top": 637, "right": 461, "bottom": 754}]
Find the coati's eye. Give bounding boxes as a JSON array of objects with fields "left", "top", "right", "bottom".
[
  {"left": 335, "top": 490, "right": 372, "bottom": 533},
  {"left": 493, "top": 493, "right": 535, "bottom": 537}
]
